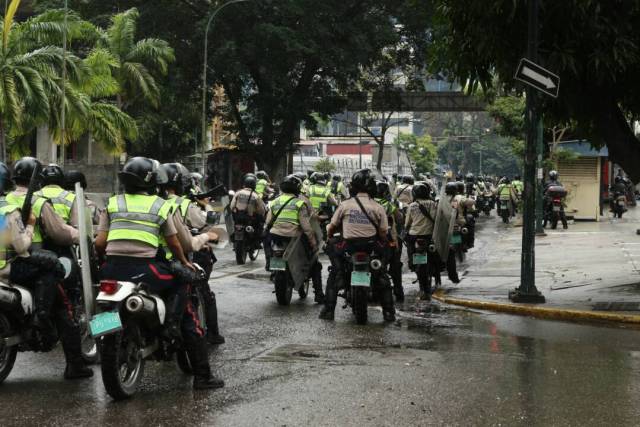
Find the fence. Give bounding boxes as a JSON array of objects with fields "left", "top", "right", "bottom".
[{"left": 292, "top": 157, "right": 413, "bottom": 180}]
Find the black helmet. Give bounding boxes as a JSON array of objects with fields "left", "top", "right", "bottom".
[
  {"left": 332, "top": 174, "right": 342, "bottom": 182},
  {"left": 376, "top": 180, "right": 391, "bottom": 199},
  {"left": 548, "top": 170, "right": 558, "bottom": 180},
  {"left": 13, "top": 157, "right": 42, "bottom": 186},
  {"left": 614, "top": 175, "right": 623, "bottom": 184},
  {"left": 161, "top": 162, "right": 190, "bottom": 195},
  {"left": 243, "top": 173, "right": 257, "bottom": 190},
  {"left": 118, "top": 156, "right": 157, "bottom": 193},
  {"left": 256, "top": 170, "right": 269, "bottom": 180},
  {"left": 310, "top": 172, "right": 326, "bottom": 185},
  {"left": 456, "top": 181, "right": 465, "bottom": 194},
  {"left": 351, "top": 169, "right": 376, "bottom": 195},
  {"left": 42, "top": 163, "right": 65, "bottom": 186},
  {"left": 324, "top": 172, "right": 331, "bottom": 182},
  {"left": 445, "top": 182, "right": 458, "bottom": 196},
  {"left": 280, "top": 174, "right": 301, "bottom": 195},
  {"left": 63, "top": 170, "right": 87, "bottom": 191},
  {"left": 401, "top": 175, "right": 414, "bottom": 185},
  {"left": 294, "top": 172, "right": 307, "bottom": 183},
  {"left": 0, "top": 162, "right": 11, "bottom": 193},
  {"left": 412, "top": 183, "right": 429, "bottom": 200},
  {"left": 514, "top": 175, "right": 521, "bottom": 181},
  {"left": 503, "top": 176, "right": 511, "bottom": 184},
  {"left": 306, "top": 170, "right": 314, "bottom": 178},
  {"left": 465, "top": 173, "right": 475, "bottom": 183}
]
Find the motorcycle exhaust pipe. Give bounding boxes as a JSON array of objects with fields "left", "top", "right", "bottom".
[
  {"left": 370, "top": 259, "right": 383, "bottom": 271},
  {"left": 428, "top": 243, "right": 436, "bottom": 253},
  {"left": 125, "top": 294, "right": 156, "bottom": 316},
  {"left": 461, "top": 227, "right": 469, "bottom": 235}
]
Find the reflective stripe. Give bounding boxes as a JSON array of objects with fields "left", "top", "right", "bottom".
[
  {"left": 107, "top": 194, "right": 170, "bottom": 247},
  {"left": 37, "top": 185, "right": 76, "bottom": 222},
  {"left": 109, "top": 212, "right": 165, "bottom": 224},
  {"left": 271, "top": 195, "right": 304, "bottom": 226},
  {"left": 109, "top": 221, "right": 160, "bottom": 235}
]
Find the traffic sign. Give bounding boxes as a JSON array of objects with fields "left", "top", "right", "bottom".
[{"left": 514, "top": 58, "right": 560, "bottom": 98}]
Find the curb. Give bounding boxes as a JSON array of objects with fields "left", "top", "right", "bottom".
[{"left": 432, "top": 289, "right": 640, "bottom": 327}]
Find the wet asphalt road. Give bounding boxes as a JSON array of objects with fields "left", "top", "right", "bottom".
[{"left": 3, "top": 217, "right": 640, "bottom": 426}]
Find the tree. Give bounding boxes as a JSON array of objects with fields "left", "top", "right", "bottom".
[
  {"left": 314, "top": 158, "right": 335, "bottom": 173},
  {"left": 0, "top": 0, "right": 73, "bottom": 161},
  {"left": 428, "top": 0, "right": 640, "bottom": 182},
  {"left": 208, "top": 0, "right": 410, "bottom": 181},
  {"left": 394, "top": 133, "right": 437, "bottom": 175}
]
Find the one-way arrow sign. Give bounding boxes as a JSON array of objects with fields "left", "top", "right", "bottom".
[{"left": 514, "top": 58, "right": 560, "bottom": 98}]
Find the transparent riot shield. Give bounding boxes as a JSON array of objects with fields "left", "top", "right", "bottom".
[
  {"left": 75, "top": 183, "right": 94, "bottom": 317},
  {"left": 432, "top": 187, "right": 456, "bottom": 261},
  {"left": 223, "top": 196, "right": 235, "bottom": 240},
  {"left": 284, "top": 234, "right": 314, "bottom": 291}
]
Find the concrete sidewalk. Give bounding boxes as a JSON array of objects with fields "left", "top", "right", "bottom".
[{"left": 433, "top": 206, "right": 640, "bottom": 326}]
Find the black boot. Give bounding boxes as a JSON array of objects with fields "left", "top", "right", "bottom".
[
  {"left": 163, "top": 294, "right": 185, "bottom": 347},
  {"left": 380, "top": 281, "right": 396, "bottom": 322},
  {"left": 312, "top": 263, "right": 325, "bottom": 304},
  {"left": 319, "top": 271, "right": 337, "bottom": 320},
  {"left": 58, "top": 310, "right": 93, "bottom": 380},
  {"left": 33, "top": 281, "right": 58, "bottom": 348},
  {"left": 318, "top": 305, "right": 335, "bottom": 320},
  {"left": 202, "top": 289, "right": 225, "bottom": 345},
  {"left": 186, "top": 336, "right": 224, "bottom": 390}
]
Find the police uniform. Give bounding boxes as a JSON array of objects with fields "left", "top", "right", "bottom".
[
  {"left": 375, "top": 196, "right": 404, "bottom": 301},
  {"left": 36, "top": 184, "right": 76, "bottom": 224},
  {"left": 266, "top": 193, "right": 317, "bottom": 246},
  {"left": 255, "top": 178, "right": 269, "bottom": 198},
  {"left": 230, "top": 188, "right": 266, "bottom": 218},
  {"left": 404, "top": 198, "right": 441, "bottom": 296},
  {"left": 308, "top": 183, "right": 337, "bottom": 215},
  {"left": 395, "top": 184, "right": 413, "bottom": 206}
]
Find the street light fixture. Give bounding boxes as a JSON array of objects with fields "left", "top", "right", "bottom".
[{"left": 201, "top": 0, "right": 250, "bottom": 181}]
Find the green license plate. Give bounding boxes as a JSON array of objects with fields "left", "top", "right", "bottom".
[
  {"left": 270, "top": 257, "right": 286, "bottom": 271},
  {"left": 413, "top": 254, "right": 427, "bottom": 265},
  {"left": 90, "top": 311, "right": 122, "bottom": 338},
  {"left": 351, "top": 271, "right": 371, "bottom": 287},
  {"left": 451, "top": 234, "right": 462, "bottom": 245}
]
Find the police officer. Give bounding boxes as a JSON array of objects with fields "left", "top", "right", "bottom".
[
  {"left": 163, "top": 162, "right": 226, "bottom": 345},
  {"left": 375, "top": 180, "right": 404, "bottom": 302},
  {"left": 320, "top": 169, "right": 395, "bottom": 322},
  {"left": 37, "top": 164, "right": 77, "bottom": 225},
  {"left": 512, "top": 175, "right": 524, "bottom": 197},
  {"left": 444, "top": 182, "right": 462, "bottom": 284},
  {"left": 497, "top": 177, "right": 518, "bottom": 217},
  {"left": 544, "top": 170, "right": 568, "bottom": 229},
  {"left": 230, "top": 173, "right": 267, "bottom": 237},
  {"left": 405, "top": 182, "right": 439, "bottom": 300},
  {"left": 255, "top": 170, "right": 272, "bottom": 200},
  {"left": 329, "top": 174, "right": 348, "bottom": 202},
  {"left": 465, "top": 173, "right": 476, "bottom": 197},
  {"left": 63, "top": 170, "right": 101, "bottom": 226},
  {"left": 95, "top": 157, "right": 224, "bottom": 390},
  {"left": 308, "top": 172, "right": 337, "bottom": 216},
  {"left": 395, "top": 175, "right": 414, "bottom": 208},
  {"left": 264, "top": 175, "right": 320, "bottom": 297},
  {"left": 0, "top": 160, "right": 92, "bottom": 379}
]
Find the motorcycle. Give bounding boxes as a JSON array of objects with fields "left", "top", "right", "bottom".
[
  {"left": 544, "top": 185, "right": 568, "bottom": 229},
  {"left": 233, "top": 221, "right": 260, "bottom": 265},
  {"left": 338, "top": 245, "right": 385, "bottom": 325},
  {"left": 451, "top": 227, "right": 467, "bottom": 263},
  {"left": 412, "top": 238, "right": 438, "bottom": 299},
  {"left": 269, "top": 239, "right": 310, "bottom": 305},
  {"left": 498, "top": 198, "right": 511, "bottom": 224},
  {"left": 479, "top": 191, "right": 493, "bottom": 216},
  {"left": 612, "top": 192, "right": 627, "bottom": 218},
  {"left": 90, "top": 266, "right": 208, "bottom": 400},
  {"left": 0, "top": 257, "right": 76, "bottom": 384}
]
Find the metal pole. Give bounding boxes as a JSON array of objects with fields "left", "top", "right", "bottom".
[
  {"left": 59, "top": 0, "right": 68, "bottom": 166},
  {"left": 201, "top": 0, "right": 249, "bottom": 179},
  {"left": 510, "top": 0, "right": 545, "bottom": 303},
  {"left": 535, "top": 118, "right": 546, "bottom": 235}
]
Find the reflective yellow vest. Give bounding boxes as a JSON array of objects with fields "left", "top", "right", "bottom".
[
  {"left": 256, "top": 179, "right": 268, "bottom": 196},
  {"left": 36, "top": 185, "right": 76, "bottom": 223},
  {"left": 5, "top": 192, "right": 46, "bottom": 244},
  {"left": 0, "top": 203, "right": 19, "bottom": 269},
  {"left": 106, "top": 194, "right": 171, "bottom": 248},
  {"left": 498, "top": 184, "right": 513, "bottom": 200},
  {"left": 308, "top": 184, "right": 330, "bottom": 210},
  {"left": 270, "top": 194, "right": 304, "bottom": 226},
  {"left": 168, "top": 195, "right": 191, "bottom": 220}
]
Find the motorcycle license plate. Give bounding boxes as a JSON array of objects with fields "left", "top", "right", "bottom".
[
  {"left": 553, "top": 206, "right": 561, "bottom": 212},
  {"left": 501, "top": 202, "right": 509, "bottom": 209},
  {"left": 413, "top": 254, "right": 427, "bottom": 265},
  {"left": 351, "top": 271, "right": 371, "bottom": 287},
  {"left": 90, "top": 311, "right": 122, "bottom": 338},
  {"left": 270, "top": 257, "right": 286, "bottom": 271},
  {"left": 450, "top": 234, "right": 462, "bottom": 245}
]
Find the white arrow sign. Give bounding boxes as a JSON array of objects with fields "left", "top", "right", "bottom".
[{"left": 521, "top": 66, "right": 556, "bottom": 89}]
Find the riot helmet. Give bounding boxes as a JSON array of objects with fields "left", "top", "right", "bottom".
[
  {"left": 41, "top": 164, "right": 65, "bottom": 186},
  {"left": 280, "top": 174, "right": 302, "bottom": 195},
  {"left": 161, "top": 162, "right": 190, "bottom": 195},
  {"left": 351, "top": 169, "right": 376, "bottom": 195},
  {"left": 401, "top": 175, "right": 415, "bottom": 185},
  {"left": 13, "top": 157, "right": 42, "bottom": 187},
  {"left": 445, "top": 182, "right": 458, "bottom": 196},
  {"left": 514, "top": 175, "right": 521, "bottom": 181},
  {"left": 332, "top": 174, "right": 342, "bottom": 182},
  {"left": 118, "top": 157, "right": 157, "bottom": 193},
  {"left": 243, "top": 173, "right": 258, "bottom": 190},
  {"left": 548, "top": 170, "right": 558, "bottom": 181},
  {"left": 311, "top": 172, "right": 326, "bottom": 185},
  {"left": 256, "top": 170, "right": 269, "bottom": 181},
  {"left": 376, "top": 180, "right": 391, "bottom": 200},
  {"left": 465, "top": 173, "right": 475, "bottom": 183},
  {"left": 456, "top": 181, "right": 465, "bottom": 194},
  {"left": 64, "top": 170, "right": 87, "bottom": 191},
  {"left": 412, "top": 183, "right": 429, "bottom": 200}
]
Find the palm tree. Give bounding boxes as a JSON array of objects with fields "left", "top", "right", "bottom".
[
  {"left": 0, "top": 0, "right": 70, "bottom": 161},
  {"left": 97, "top": 7, "right": 174, "bottom": 182}
]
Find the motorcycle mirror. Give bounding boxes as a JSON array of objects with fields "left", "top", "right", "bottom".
[{"left": 58, "top": 257, "right": 73, "bottom": 280}]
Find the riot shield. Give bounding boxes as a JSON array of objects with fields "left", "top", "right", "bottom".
[
  {"left": 75, "top": 183, "right": 94, "bottom": 317},
  {"left": 223, "top": 198, "right": 234, "bottom": 240},
  {"left": 310, "top": 216, "right": 324, "bottom": 250},
  {"left": 284, "top": 234, "right": 314, "bottom": 290},
  {"left": 210, "top": 224, "right": 229, "bottom": 249},
  {"left": 432, "top": 186, "right": 456, "bottom": 261}
]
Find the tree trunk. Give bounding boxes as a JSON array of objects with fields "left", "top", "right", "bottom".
[
  {"left": 593, "top": 99, "right": 640, "bottom": 184},
  {"left": 0, "top": 119, "right": 5, "bottom": 164},
  {"left": 376, "top": 135, "right": 384, "bottom": 172}
]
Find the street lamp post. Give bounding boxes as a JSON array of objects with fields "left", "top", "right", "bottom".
[{"left": 201, "top": 0, "right": 249, "bottom": 182}]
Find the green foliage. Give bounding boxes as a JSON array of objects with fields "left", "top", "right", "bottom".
[
  {"left": 395, "top": 133, "right": 437, "bottom": 174},
  {"left": 438, "top": 135, "right": 521, "bottom": 178},
  {"left": 314, "top": 158, "right": 336, "bottom": 173}
]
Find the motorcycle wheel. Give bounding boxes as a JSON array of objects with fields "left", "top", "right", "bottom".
[
  {"left": 100, "top": 323, "right": 145, "bottom": 400},
  {"left": 76, "top": 305, "right": 99, "bottom": 364},
  {"left": 416, "top": 265, "right": 431, "bottom": 298},
  {"left": 176, "top": 350, "right": 193, "bottom": 375},
  {"left": 501, "top": 212, "right": 509, "bottom": 224},
  {"left": 0, "top": 313, "right": 17, "bottom": 384},
  {"left": 455, "top": 246, "right": 465, "bottom": 263},
  {"left": 235, "top": 241, "right": 247, "bottom": 265},
  {"left": 248, "top": 248, "right": 260, "bottom": 261},
  {"left": 298, "top": 280, "right": 309, "bottom": 299},
  {"left": 352, "top": 287, "right": 368, "bottom": 325},
  {"left": 274, "top": 271, "right": 293, "bottom": 306}
]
